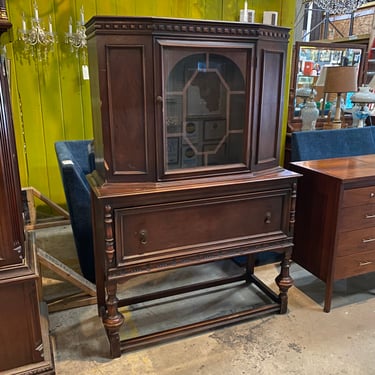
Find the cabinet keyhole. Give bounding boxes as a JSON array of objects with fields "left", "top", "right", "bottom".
[
  {"left": 265, "top": 212, "right": 272, "bottom": 224},
  {"left": 139, "top": 229, "right": 148, "bottom": 245}
]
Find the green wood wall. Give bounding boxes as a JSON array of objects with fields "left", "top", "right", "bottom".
[{"left": 2, "top": 0, "right": 296, "bottom": 207}]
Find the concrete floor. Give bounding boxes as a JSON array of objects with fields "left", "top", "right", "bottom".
[{"left": 38, "top": 226, "right": 375, "bottom": 374}]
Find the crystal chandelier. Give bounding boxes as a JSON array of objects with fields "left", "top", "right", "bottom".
[
  {"left": 313, "top": 0, "right": 367, "bottom": 15},
  {"left": 18, "top": 1, "right": 55, "bottom": 61},
  {"left": 65, "top": 6, "right": 87, "bottom": 57}
]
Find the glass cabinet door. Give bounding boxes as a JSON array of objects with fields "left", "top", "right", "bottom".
[{"left": 161, "top": 42, "right": 252, "bottom": 173}]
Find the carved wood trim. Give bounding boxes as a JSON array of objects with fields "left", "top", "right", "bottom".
[
  {"left": 104, "top": 204, "right": 115, "bottom": 267},
  {"left": 289, "top": 181, "right": 297, "bottom": 236},
  {"left": 86, "top": 17, "right": 290, "bottom": 41}
]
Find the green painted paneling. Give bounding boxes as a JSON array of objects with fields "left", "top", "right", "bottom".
[
  {"left": 205, "top": 0, "right": 223, "bottom": 20},
  {"left": 96, "top": 0, "right": 118, "bottom": 15},
  {"left": 171, "top": 0, "right": 189, "bottom": 19},
  {"left": 5, "top": 0, "right": 295, "bottom": 207},
  {"left": 222, "top": 0, "right": 239, "bottom": 21}
]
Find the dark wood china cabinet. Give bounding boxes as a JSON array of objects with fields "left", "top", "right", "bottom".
[
  {"left": 86, "top": 16, "right": 299, "bottom": 358},
  {"left": 0, "top": 1, "right": 54, "bottom": 373}
]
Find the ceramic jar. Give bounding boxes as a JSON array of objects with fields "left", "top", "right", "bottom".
[{"left": 301, "top": 101, "right": 319, "bottom": 131}]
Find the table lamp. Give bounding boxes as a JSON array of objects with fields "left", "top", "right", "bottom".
[
  {"left": 351, "top": 85, "right": 375, "bottom": 127},
  {"left": 324, "top": 66, "right": 358, "bottom": 128}
]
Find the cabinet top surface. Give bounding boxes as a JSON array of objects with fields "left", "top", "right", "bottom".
[
  {"left": 88, "top": 168, "right": 299, "bottom": 199},
  {"left": 291, "top": 154, "right": 375, "bottom": 181}
]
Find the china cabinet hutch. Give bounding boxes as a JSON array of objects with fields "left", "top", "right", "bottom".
[
  {"left": 0, "top": 2, "right": 54, "bottom": 373},
  {"left": 86, "top": 16, "right": 299, "bottom": 358}
]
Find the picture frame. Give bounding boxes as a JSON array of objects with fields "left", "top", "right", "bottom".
[
  {"left": 318, "top": 49, "right": 331, "bottom": 62},
  {"left": 331, "top": 50, "right": 342, "bottom": 64},
  {"left": 167, "top": 137, "right": 180, "bottom": 165}
]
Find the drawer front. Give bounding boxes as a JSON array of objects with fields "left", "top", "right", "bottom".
[
  {"left": 334, "top": 250, "right": 375, "bottom": 279},
  {"left": 115, "top": 191, "right": 290, "bottom": 265},
  {"left": 338, "top": 227, "right": 375, "bottom": 256},
  {"left": 340, "top": 205, "right": 375, "bottom": 232},
  {"left": 343, "top": 186, "right": 375, "bottom": 208}
]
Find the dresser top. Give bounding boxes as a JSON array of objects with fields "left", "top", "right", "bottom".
[{"left": 290, "top": 154, "right": 375, "bottom": 182}]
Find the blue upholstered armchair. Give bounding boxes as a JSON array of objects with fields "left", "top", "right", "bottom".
[
  {"left": 54, "top": 140, "right": 95, "bottom": 283},
  {"left": 290, "top": 127, "right": 375, "bottom": 162}
]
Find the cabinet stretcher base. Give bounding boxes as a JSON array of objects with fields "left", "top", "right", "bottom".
[{"left": 103, "top": 253, "right": 292, "bottom": 358}]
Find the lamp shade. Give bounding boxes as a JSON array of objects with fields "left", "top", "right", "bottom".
[{"left": 324, "top": 66, "right": 358, "bottom": 93}]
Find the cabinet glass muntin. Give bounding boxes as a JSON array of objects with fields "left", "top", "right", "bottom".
[{"left": 161, "top": 41, "right": 251, "bottom": 172}]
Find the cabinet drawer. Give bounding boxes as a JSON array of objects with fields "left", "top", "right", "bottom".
[
  {"left": 343, "top": 186, "right": 375, "bottom": 208},
  {"left": 340, "top": 204, "right": 375, "bottom": 232},
  {"left": 334, "top": 250, "right": 375, "bottom": 279},
  {"left": 115, "top": 192, "right": 290, "bottom": 265},
  {"left": 338, "top": 227, "right": 375, "bottom": 256}
]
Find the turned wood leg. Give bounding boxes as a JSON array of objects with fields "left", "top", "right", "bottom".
[
  {"left": 275, "top": 249, "right": 293, "bottom": 314},
  {"left": 103, "top": 280, "right": 124, "bottom": 358}
]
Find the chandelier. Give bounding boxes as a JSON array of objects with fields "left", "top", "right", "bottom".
[
  {"left": 313, "top": 0, "right": 367, "bottom": 15},
  {"left": 18, "top": 1, "right": 55, "bottom": 61}
]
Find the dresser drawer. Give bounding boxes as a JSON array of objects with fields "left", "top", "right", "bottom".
[
  {"left": 337, "top": 227, "right": 375, "bottom": 256},
  {"left": 343, "top": 186, "right": 375, "bottom": 208},
  {"left": 340, "top": 204, "right": 375, "bottom": 232},
  {"left": 334, "top": 250, "right": 375, "bottom": 279},
  {"left": 115, "top": 191, "right": 290, "bottom": 265}
]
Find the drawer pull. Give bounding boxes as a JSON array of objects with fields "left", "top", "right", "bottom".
[
  {"left": 359, "top": 261, "right": 373, "bottom": 267},
  {"left": 365, "top": 214, "right": 375, "bottom": 219},
  {"left": 265, "top": 212, "right": 271, "bottom": 224},
  {"left": 362, "top": 238, "right": 375, "bottom": 243},
  {"left": 371, "top": 193, "right": 375, "bottom": 198},
  {"left": 139, "top": 229, "right": 148, "bottom": 245}
]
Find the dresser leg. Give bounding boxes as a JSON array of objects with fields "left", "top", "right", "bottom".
[
  {"left": 275, "top": 249, "right": 293, "bottom": 314},
  {"left": 324, "top": 282, "right": 333, "bottom": 313},
  {"left": 103, "top": 280, "right": 124, "bottom": 358}
]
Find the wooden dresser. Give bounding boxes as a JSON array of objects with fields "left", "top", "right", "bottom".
[
  {"left": 86, "top": 16, "right": 299, "bottom": 358},
  {"left": 290, "top": 155, "right": 375, "bottom": 312}
]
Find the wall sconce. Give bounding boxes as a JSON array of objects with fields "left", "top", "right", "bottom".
[
  {"left": 324, "top": 66, "right": 357, "bottom": 129},
  {"left": 65, "top": 6, "right": 87, "bottom": 57},
  {"left": 18, "top": 1, "right": 55, "bottom": 61}
]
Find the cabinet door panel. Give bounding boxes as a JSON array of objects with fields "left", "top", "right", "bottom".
[
  {"left": 0, "top": 58, "right": 24, "bottom": 267},
  {"left": 0, "top": 279, "right": 43, "bottom": 371},
  {"left": 252, "top": 43, "right": 286, "bottom": 171},
  {"left": 91, "top": 36, "right": 156, "bottom": 182}
]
